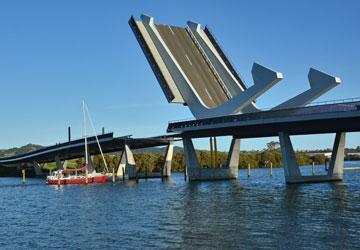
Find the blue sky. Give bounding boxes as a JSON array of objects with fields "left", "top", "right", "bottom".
[{"left": 0, "top": 0, "right": 359, "bottom": 151}]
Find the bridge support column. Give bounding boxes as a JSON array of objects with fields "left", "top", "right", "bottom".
[
  {"left": 32, "top": 162, "right": 45, "bottom": 177},
  {"left": 162, "top": 142, "right": 174, "bottom": 177},
  {"left": 55, "top": 156, "right": 63, "bottom": 170},
  {"left": 279, "top": 132, "right": 302, "bottom": 182},
  {"left": 117, "top": 144, "right": 137, "bottom": 180},
  {"left": 87, "top": 155, "right": 96, "bottom": 173},
  {"left": 63, "top": 160, "right": 68, "bottom": 170},
  {"left": 54, "top": 157, "right": 70, "bottom": 171},
  {"left": 183, "top": 137, "right": 239, "bottom": 181},
  {"left": 116, "top": 152, "right": 126, "bottom": 179},
  {"left": 279, "top": 132, "right": 345, "bottom": 184},
  {"left": 328, "top": 132, "right": 346, "bottom": 180}
]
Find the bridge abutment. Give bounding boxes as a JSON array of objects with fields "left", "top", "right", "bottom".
[
  {"left": 183, "top": 137, "right": 239, "bottom": 181},
  {"left": 279, "top": 132, "right": 345, "bottom": 184}
]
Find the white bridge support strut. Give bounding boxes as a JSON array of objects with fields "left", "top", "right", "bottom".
[
  {"left": 279, "top": 132, "right": 345, "bottom": 184},
  {"left": 139, "top": 14, "right": 283, "bottom": 119},
  {"left": 87, "top": 155, "right": 96, "bottom": 174},
  {"left": 273, "top": 68, "right": 341, "bottom": 110},
  {"left": 183, "top": 137, "right": 240, "bottom": 181},
  {"left": 162, "top": 142, "right": 174, "bottom": 177},
  {"left": 33, "top": 161, "right": 45, "bottom": 177},
  {"left": 132, "top": 15, "right": 342, "bottom": 118},
  {"left": 116, "top": 144, "right": 137, "bottom": 180},
  {"left": 328, "top": 132, "right": 346, "bottom": 180}
]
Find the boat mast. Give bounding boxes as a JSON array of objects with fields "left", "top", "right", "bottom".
[
  {"left": 84, "top": 103, "right": 109, "bottom": 173},
  {"left": 83, "top": 100, "right": 89, "bottom": 165}
]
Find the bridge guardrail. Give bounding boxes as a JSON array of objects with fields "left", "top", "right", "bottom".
[{"left": 168, "top": 99, "right": 360, "bottom": 131}]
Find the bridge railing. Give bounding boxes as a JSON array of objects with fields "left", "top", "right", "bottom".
[
  {"left": 0, "top": 132, "right": 114, "bottom": 162},
  {"left": 168, "top": 98, "right": 360, "bottom": 131}
]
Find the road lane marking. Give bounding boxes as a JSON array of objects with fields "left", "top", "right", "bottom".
[
  {"left": 168, "top": 26, "right": 175, "bottom": 35},
  {"left": 204, "top": 88, "right": 214, "bottom": 102},
  {"left": 185, "top": 54, "right": 192, "bottom": 65}
]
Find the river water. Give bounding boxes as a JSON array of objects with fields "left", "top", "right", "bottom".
[{"left": 1, "top": 162, "right": 360, "bottom": 249}]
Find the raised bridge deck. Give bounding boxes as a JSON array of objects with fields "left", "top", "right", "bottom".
[{"left": 156, "top": 24, "right": 229, "bottom": 107}]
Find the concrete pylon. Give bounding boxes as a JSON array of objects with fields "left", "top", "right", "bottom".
[
  {"left": 278, "top": 132, "right": 302, "bottom": 181},
  {"left": 55, "top": 156, "right": 63, "bottom": 170},
  {"left": 117, "top": 144, "right": 137, "bottom": 180},
  {"left": 33, "top": 162, "right": 44, "bottom": 176},
  {"left": 225, "top": 138, "right": 240, "bottom": 179},
  {"left": 183, "top": 137, "right": 240, "bottom": 181},
  {"left": 116, "top": 151, "right": 126, "bottom": 179},
  {"left": 279, "top": 132, "right": 345, "bottom": 184},
  {"left": 162, "top": 142, "right": 174, "bottom": 177},
  {"left": 183, "top": 137, "right": 201, "bottom": 180},
  {"left": 328, "top": 132, "right": 346, "bottom": 179},
  {"left": 87, "top": 155, "right": 96, "bottom": 174},
  {"left": 63, "top": 160, "right": 68, "bottom": 170}
]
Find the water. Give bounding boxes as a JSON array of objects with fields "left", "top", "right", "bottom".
[{"left": 1, "top": 162, "right": 360, "bottom": 249}]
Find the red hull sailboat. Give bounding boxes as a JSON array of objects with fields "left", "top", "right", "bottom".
[
  {"left": 47, "top": 101, "right": 109, "bottom": 185},
  {"left": 47, "top": 166, "right": 108, "bottom": 185}
]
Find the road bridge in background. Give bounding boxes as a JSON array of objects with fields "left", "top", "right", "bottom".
[{"left": 0, "top": 132, "right": 180, "bottom": 180}]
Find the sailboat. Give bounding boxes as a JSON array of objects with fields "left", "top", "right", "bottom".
[{"left": 47, "top": 101, "right": 109, "bottom": 185}]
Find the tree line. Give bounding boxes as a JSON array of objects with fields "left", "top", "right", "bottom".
[
  {"left": 86, "top": 149, "right": 328, "bottom": 173},
  {"left": 54, "top": 140, "right": 360, "bottom": 173}
]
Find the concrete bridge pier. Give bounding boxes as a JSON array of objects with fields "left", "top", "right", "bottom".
[
  {"left": 183, "top": 137, "right": 240, "bottom": 181},
  {"left": 54, "top": 156, "right": 68, "bottom": 170},
  {"left": 279, "top": 132, "right": 345, "bottom": 184},
  {"left": 116, "top": 151, "right": 126, "bottom": 179},
  {"left": 328, "top": 132, "right": 346, "bottom": 180},
  {"left": 162, "top": 142, "right": 174, "bottom": 177},
  {"left": 32, "top": 161, "right": 45, "bottom": 177},
  {"left": 87, "top": 155, "right": 96, "bottom": 173},
  {"left": 116, "top": 144, "right": 137, "bottom": 180}
]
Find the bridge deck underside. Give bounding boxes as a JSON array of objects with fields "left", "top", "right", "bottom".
[
  {"left": 0, "top": 134, "right": 176, "bottom": 164},
  {"left": 177, "top": 116, "right": 360, "bottom": 139},
  {"left": 168, "top": 102, "right": 360, "bottom": 138},
  {"left": 156, "top": 24, "right": 228, "bottom": 108}
]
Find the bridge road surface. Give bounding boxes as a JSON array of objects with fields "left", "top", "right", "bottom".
[{"left": 156, "top": 24, "right": 229, "bottom": 108}]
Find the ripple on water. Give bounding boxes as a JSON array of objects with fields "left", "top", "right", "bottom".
[{"left": 0, "top": 164, "right": 360, "bottom": 249}]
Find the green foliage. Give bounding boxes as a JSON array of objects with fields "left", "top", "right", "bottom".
[
  {"left": 7, "top": 142, "right": 334, "bottom": 173},
  {"left": 172, "top": 151, "right": 185, "bottom": 171},
  {"left": 309, "top": 154, "right": 326, "bottom": 164},
  {"left": 0, "top": 144, "right": 43, "bottom": 158},
  {"left": 39, "top": 149, "right": 329, "bottom": 173},
  {"left": 266, "top": 141, "right": 280, "bottom": 151}
]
